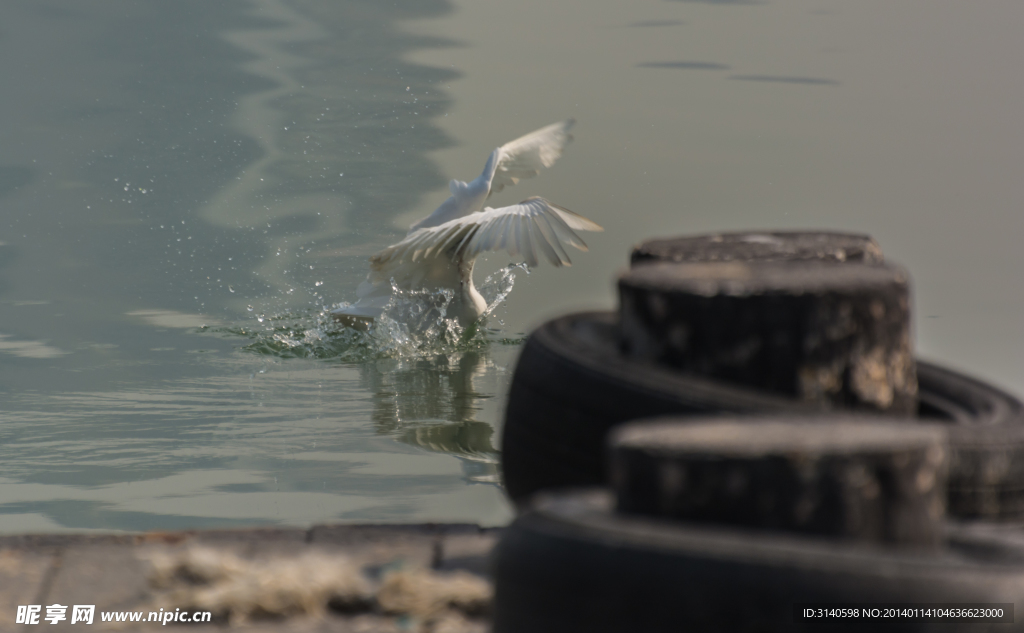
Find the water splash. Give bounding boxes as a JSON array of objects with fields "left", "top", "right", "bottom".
[
  {"left": 478, "top": 262, "right": 529, "bottom": 317},
  {"left": 370, "top": 282, "right": 463, "bottom": 357},
  {"left": 224, "top": 263, "right": 529, "bottom": 361},
  {"left": 223, "top": 312, "right": 376, "bottom": 361}
]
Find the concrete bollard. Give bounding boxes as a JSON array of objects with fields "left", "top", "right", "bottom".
[
  {"left": 610, "top": 417, "right": 948, "bottom": 548},
  {"left": 619, "top": 260, "right": 917, "bottom": 415}
]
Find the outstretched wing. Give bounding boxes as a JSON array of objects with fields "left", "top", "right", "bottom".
[
  {"left": 370, "top": 196, "right": 602, "bottom": 271},
  {"left": 489, "top": 120, "right": 575, "bottom": 197}
]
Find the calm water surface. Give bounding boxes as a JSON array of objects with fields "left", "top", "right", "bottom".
[{"left": 1, "top": 0, "right": 1022, "bottom": 532}]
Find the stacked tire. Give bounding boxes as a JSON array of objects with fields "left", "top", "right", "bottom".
[
  {"left": 495, "top": 231, "right": 1024, "bottom": 631},
  {"left": 502, "top": 232, "right": 1024, "bottom": 520},
  {"left": 495, "top": 420, "right": 1024, "bottom": 632}
]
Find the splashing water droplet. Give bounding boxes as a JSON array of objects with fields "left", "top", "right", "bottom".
[
  {"left": 479, "top": 262, "right": 529, "bottom": 317},
  {"left": 229, "top": 263, "right": 527, "bottom": 362}
]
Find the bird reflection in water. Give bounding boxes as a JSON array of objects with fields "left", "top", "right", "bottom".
[{"left": 359, "top": 349, "right": 505, "bottom": 484}]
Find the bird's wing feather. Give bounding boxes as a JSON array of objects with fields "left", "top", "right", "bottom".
[
  {"left": 489, "top": 120, "right": 575, "bottom": 197},
  {"left": 370, "top": 197, "right": 602, "bottom": 275}
]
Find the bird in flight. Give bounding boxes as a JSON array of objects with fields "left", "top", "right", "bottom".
[{"left": 331, "top": 120, "right": 603, "bottom": 329}]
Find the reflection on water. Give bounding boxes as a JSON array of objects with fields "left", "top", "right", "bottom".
[
  {"left": 0, "top": 0, "right": 519, "bottom": 533},
  {"left": 224, "top": 265, "right": 526, "bottom": 487},
  {"left": 3, "top": 0, "right": 1024, "bottom": 533},
  {"left": 0, "top": 336, "right": 516, "bottom": 530},
  {"left": 198, "top": 0, "right": 461, "bottom": 315},
  {"left": 363, "top": 351, "right": 503, "bottom": 484},
  {"left": 0, "top": 334, "right": 68, "bottom": 360}
]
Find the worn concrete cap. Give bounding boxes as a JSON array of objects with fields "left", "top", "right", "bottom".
[
  {"left": 611, "top": 416, "right": 946, "bottom": 457},
  {"left": 631, "top": 231, "right": 884, "bottom": 266},
  {"left": 621, "top": 260, "right": 908, "bottom": 297}
]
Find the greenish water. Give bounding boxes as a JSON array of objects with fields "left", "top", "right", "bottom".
[
  {"left": 2, "top": 0, "right": 1023, "bottom": 533},
  {"left": 0, "top": 0, "right": 514, "bottom": 532}
]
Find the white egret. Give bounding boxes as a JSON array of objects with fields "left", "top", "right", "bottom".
[{"left": 331, "top": 120, "right": 603, "bottom": 329}]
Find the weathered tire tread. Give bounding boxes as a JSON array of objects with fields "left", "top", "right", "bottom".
[
  {"left": 494, "top": 491, "right": 1024, "bottom": 633},
  {"left": 502, "top": 312, "right": 1024, "bottom": 519}
]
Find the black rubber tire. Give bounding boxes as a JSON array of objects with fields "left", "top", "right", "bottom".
[
  {"left": 501, "top": 311, "right": 817, "bottom": 504},
  {"left": 918, "top": 364, "right": 1024, "bottom": 518},
  {"left": 946, "top": 519, "right": 1024, "bottom": 565},
  {"left": 501, "top": 312, "right": 1024, "bottom": 519},
  {"left": 493, "top": 490, "right": 1024, "bottom": 633}
]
